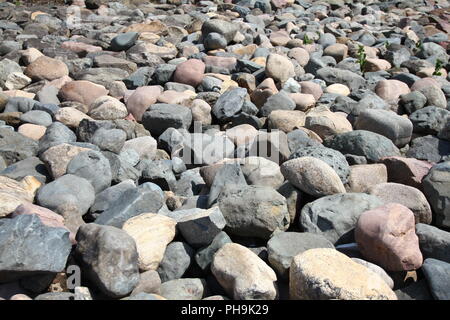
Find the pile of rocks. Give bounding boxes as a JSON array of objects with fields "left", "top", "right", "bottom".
[{"left": 0, "top": 0, "right": 450, "bottom": 300}]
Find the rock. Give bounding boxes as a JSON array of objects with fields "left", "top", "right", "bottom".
[
  {"left": 1, "top": 156, "right": 49, "bottom": 184},
  {"left": 91, "top": 128, "right": 126, "bottom": 154},
  {"left": 406, "top": 135, "right": 450, "bottom": 163},
  {"left": 41, "top": 143, "right": 90, "bottom": 179},
  {"left": 75, "top": 223, "right": 139, "bottom": 298},
  {"left": 300, "top": 193, "right": 384, "bottom": 244},
  {"left": 212, "top": 87, "right": 247, "bottom": 123},
  {"left": 395, "top": 280, "right": 433, "bottom": 300},
  {"left": 368, "top": 183, "right": 432, "bottom": 224},
  {"left": 325, "top": 83, "right": 350, "bottom": 96},
  {"left": 422, "top": 162, "right": 450, "bottom": 229},
  {"left": 126, "top": 86, "right": 162, "bottom": 122},
  {"left": 20, "top": 110, "right": 52, "bottom": 127},
  {"left": 289, "top": 248, "right": 397, "bottom": 300},
  {"left": 0, "top": 128, "right": 38, "bottom": 166},
  {"left": 355, "top": 109, "right": 413, "bottom": 147},
  {"left": 289, "top": 145, "right": 350, "bottom": 184},
  {"left": 415, "top": 85, "right": 447, "bottom": 109},
  {"left": 240, "top": 156, "right": 285, "bottom": 189},
  {"left": 24, "top": 56, "right": 68, "bottom": 81},
  {"left": 160, "top": 278, "right": 207, "bottom": 300},
  {"left": 122, "top": 136, "right": 157, "bottom": 161},
  {"left": 88, "top": 96, "right": 128, "bottom": 120},
  {"left": 131, "top": 270, "right": 161, "bottom": 296},
  {"left": 416, "top": 224, "right": 450, "bottom": 263},
  {"left": 211, "top": 243, "right": 278, "bottom": 300},
  {"left": 316, "top": 67, "right": 365, "bottom": 91},
  {"left": 355, "top": 203, "right": 423, "bottom": 271},
  {"left": 201, "top": 19, "right": 239, "bottom": 44},
  {"left": 38, "top": 122, "right": 76, "bottom": 154},
  {"left": 95, "top": 185, "right": 164, "bottom": 228},
  {"left": 177, "top": 207, "right": 226, "bottom": 248},
  {"left": 422, "top": 259, "right": 450, "bottom": 300},
  {"left": 323, "top": 43, "right": 348, "bottom": 62},
  {"left": 400, "top": 91, "right": 427, "bottom": 114},
  {"left": 260, "top": 91, "right": 296, "bottom": 117},
  {"left": 110, "top": 32, "right": 139, "bottom": 52},
  {"left": 265, "top": 54, "right": 295, "bottom": 83},
  {"left": 59, "top": 80, "right": 109, "bottom": 106},
  {"left": 173, "top": 59, "right": 205, "bottom": 87},
  {"left": 142, "top": 104, "right": 192, "bottom": 137},
  {"left": 267, "top": 232, "right": 334, "bottom": 280},
  {"left": 281, "top": 157, "right": 346, "bottom": 197},
  {"left": 217, "top": 184, "right": 290, "bottom": 239},
  {"left": 195, "top": 232, "right": 232, "bottom": 272},
  {"left": 381, "top": 157, "right": 433, "bottom": 190},
  {"left": 189, "top": 99, "right": 212, "bottom": 125},
  {"left": 0, "top": 214, "right": 71, "bottom": 283},
  {"left": 55, "top": 107, "right": 92, "bottom": 128},
  {"left": 324, "top": 130, "right": 400, "bottom": 163},
  {"left": 352, "top": 258, "right": 394, "bottom": 289},
  {"left": 36, "top": 174, "right": 95, "bottom": 216},
  {"left": 204, "top": 32, "right": 227, "bottom": 50},
  {"left": 157, "top": 242, "right": 194, "bottom": 282},
  {"left": 122, "top": 213, "right": 176, "bottom": 271},
  {"left": 66, "top": 150, "right": 112, "bottom": 194},
  {"left": 409, "top": 106, "right": 450, "bottom": 135},
  {"left": 346, "top": 164, "right": 387, "bottom": 193}
]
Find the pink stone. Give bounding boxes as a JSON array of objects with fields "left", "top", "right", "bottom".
[
  {"left": 59, "top": 80, "right": 109, "bottom": 106},
  {"left": 299, "top": 81, "right": 323, "bottom": 100},
  {"left": 18, "top": 124, "right": 46, "bottom": 141},
  {"left": 355, "top": 203, "right": 423, "bottom": 272},
  {"left": 61, "top": 41, "right": 103, "bottom": 54},
  {"left": 375, "top": 79, "right": 410, "bottom": 101},
  {"left": 126, "top": 86, "right": 163, "bottom": 122},
  {"left": 202, "top": 56, "right": 237, "bottom": 70},
  {"left": 411, "top": 77, "right": 442, "bottom": 91},
  {"left": 381, "top": 156, "right": 434, "bottom": 190},
  {"left": 173, "top": 59, "right": 205, "bottom": 87}
]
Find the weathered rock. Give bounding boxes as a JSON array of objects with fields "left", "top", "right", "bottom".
[
  {"left": 290, "top": 248, "right": 397, "bottom": 300},
  {"left": 157, "top": 242, "right": 194, "bottom": 282},
  {"left": 422, "top": 258, "right": 450, "bottom": 300},
  {"left": 355, "top": 203, "right": 423, "bottom": 271},
  {"left": 218, "top": 184, "right": 290, "bottom": 239},
  {"left": 122, "top": 213, "right": 176, "bottom": 271},
  {"left": 416, "top": 224, "right": 450, "bottom": 263},
  {"left": 75, "top": 223, "right": 139, "bottom": 298},
  {"left": 212, "top": 243, "right": 278, "bottom": 300},
  {"left": 0, "top": 214, "right": 71, "bottom": 283}
]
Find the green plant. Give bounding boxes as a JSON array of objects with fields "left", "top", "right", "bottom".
[
  {"left": 303, "top": 34, "right": 313, "bottom": 45},
  {"left": 433, "top": 59, "right": 444, "bottom": 76},
  {"left": 415, "top": 40, "right": 423, "bottom": 50},
  {"left": 357, "top": 45, "right": 367, "bottom": 72}
]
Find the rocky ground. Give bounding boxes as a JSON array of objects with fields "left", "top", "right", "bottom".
[{"left": 0, "top": 0, "right": 450, "bottom": 301}]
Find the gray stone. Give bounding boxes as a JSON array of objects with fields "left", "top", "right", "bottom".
[
  {"left": 130, "top": 270, "right": 161, "bottom": 296},
  {"left": 409, "top": 106, "right": 450, "bottom": 135},
  {"left": 300, "top": 193, "right": 385, "bottom": 245},
  {"left": 289, "top": 145, "right": 350, "bottom": 183},
  {"left": 202, "top": 19, "right": 239, "bottom": 44},
  {"left": 204, "top": 32, "right": 227, "bottom": 50},
  {"left": 160, "top": 278, "right": 207, "bottom": 300},
  {"left": 89, "top": 180, "right": 136, "bottom": 219},
  {"left": 157, "top": 242, "right": 194, "bottom": 282},
  {"left": 20, "top": 110, "right": 52, "bottom": 127},
  {"left": 422, "top": 162, "right": 450, "bottom": 229},
  {"left": 416, "top": 223, "right": 450, "bottom": 264},
  {"left": 422, "top": 258, "right": 450, "bottom": 300},
  {"left": 324, "top": 130, "right": 400, "bottom": 163},
  {"left": 195, "top": 232, "right": 232, "bottom": 272},
  {"left": 416, "top": 85, "right": 447, "bottom": 109},
  {"left": 38, "top": 122, "right": 76, "bottom": 154},
  {"left": 0, "top": 156, "right": 48, "bottom": 183},
  {"left": 0, "top": 128, "right": 39, "bottom": 166},
  {"left": 36, "top": 174, "right": 95, "bottom": 216},
  {"left": 207, "top": 163, "right": 247, "bottom": 207},
  {"left": 177, "top": 207, "right": 227, "bottom": 248},
  {"left": 316, "top": 67, "right": 366, "bottom": 91},
  {"left": 0, "top": 214, "right": 71, "bottom": 283},
  {"left": 259, "top": 91, "right": 296, "bottom": 117},
  {"left": 66, "top": 150, "right": 112, "bottom": 194},
  {"left": 218, "top": 184, "right": 290, "bottom": 239},
  {"left": 142, "top": 104, "right": 192, "bottom": 137},
  {"left": 267, "top": 232, "right": 334, "bottom": 280},
  {"left": 400, "top": 91, "right": 427, "bottom": 114},
  {"left": 91, "top": 128, "right": 127, "bottom": 154},
  {"left": 75, "top": 223, "right": 139, "bottom": 298},
  {"left": 212, "top": 87, "right": 247, "bottom": 123},
  {"left": 406, "top": 135, "right": 450, "bottom": 163},
  {"left": 110, "top": 32, "right": 139, "bottom": 52},
  {"left": 355, "top": 109, "right": 413, "bottom": 147},
  {"left": 137, "top": 159, "right": 176, "bottom": 191},
  {"left": 94, "top": 185, "right": 164, "bottom": 228}
]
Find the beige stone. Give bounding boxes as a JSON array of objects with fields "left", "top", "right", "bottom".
[
  {"left": 289, "top": 248, "right": 397, "bottom": 300},
  {"left": 122, "top": 213, "right": 177, "bottom": 271},
  {"left": 41, "top": 143, "right": 91, "bottom": 179}
]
